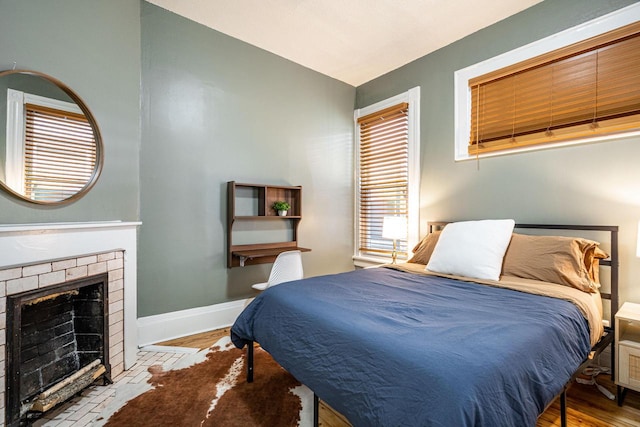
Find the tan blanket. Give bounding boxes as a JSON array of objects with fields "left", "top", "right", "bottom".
[{"left": 385, "top": 262, "right": 604, "bottom": 347}]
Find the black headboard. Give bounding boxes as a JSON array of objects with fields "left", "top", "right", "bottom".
[{"left": 426, "top": 222, "right": 620, "bottom": 326}]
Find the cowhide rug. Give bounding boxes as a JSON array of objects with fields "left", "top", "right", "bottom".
[{"left": 101, "top": 337, "right": 313, "bottom": 426}]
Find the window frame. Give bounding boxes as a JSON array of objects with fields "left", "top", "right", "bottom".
[
  {"left": 353, "top": 87, "right": 420, "bottom": 268},
  {"left": 454, "top": 2, "right": 640, "bottom": 161}
]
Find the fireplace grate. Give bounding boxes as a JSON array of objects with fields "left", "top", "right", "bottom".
[{"left": 28, "top": 359, "right": 107, "bottom": 414}]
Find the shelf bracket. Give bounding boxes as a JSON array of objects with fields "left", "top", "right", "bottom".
[{"left": 239, "top": 256, "right": 247, "bottom": 267}]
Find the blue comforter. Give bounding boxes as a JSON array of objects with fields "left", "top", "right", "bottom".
[{"left": 231, "top": 267, "right": 591, "bottom": 427}]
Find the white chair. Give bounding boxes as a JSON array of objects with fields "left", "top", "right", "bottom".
[{"left": 251, "top": 250, "right": 303, "bottom": 291}]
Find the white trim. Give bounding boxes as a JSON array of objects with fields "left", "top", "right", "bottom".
[
  {"left": 6, "top": 89, "right": 25, "bottom": 192},
  {"left": 0, "top": 220, "right": 135, "bottom": 235},
  {"left": 352, "top": 255, "right": 390, "bottom": 269},
  {"left": 138, "top": 345, "right": 199, "bottom": 354},
  {"left": 0, "top": 221, "right": 141, "bottom": 369},
  {"left": 23, "top": 92, "right": 82, "bottom": 114},
  {"left": 5, "top": 89, "right": 84, "bottom": 192},
  {"left": 454, "top": 2, "right": 640, "bottom": 161},
  {"left": 137, "top": 299, "right": 250, "bottom": 347},
  {"left": 353, "top": 87, "right": 421, "bottom": 262},
  {"left": 406, "top": 87, "right": 421, "bottom": 256}
]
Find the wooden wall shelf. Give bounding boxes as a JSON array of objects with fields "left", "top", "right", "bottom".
[{"left": 227, "top": 181, "right": 310, "bottom": 268}]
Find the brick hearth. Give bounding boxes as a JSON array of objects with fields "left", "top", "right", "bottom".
[{"left": 0, "top": 251, "right": 126, "bottom": 423}]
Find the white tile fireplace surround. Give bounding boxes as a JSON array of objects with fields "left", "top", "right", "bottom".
[{"left": 0, "top": 221, "right": 140, "bottom": 423}]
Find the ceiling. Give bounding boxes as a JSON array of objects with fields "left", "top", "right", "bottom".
[{"left": 146, "top": 0, "right": 543, "bottom": 86}]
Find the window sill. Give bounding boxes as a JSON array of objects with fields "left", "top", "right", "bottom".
[
  {"left": 353, "top": 255, "right": 388, "bottom": 269},
  {"left": 353, "top": 255, "right": 408, "bottom": 269},
  {"left": 455, "top": 130, "right": 640, "bottom": 162}
]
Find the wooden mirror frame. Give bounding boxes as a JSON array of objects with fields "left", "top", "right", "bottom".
[{"left": 0, "top": 69, "right": 103, "bottom": 205}]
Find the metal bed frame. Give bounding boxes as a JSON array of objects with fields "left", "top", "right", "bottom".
[
  {"left": 428, "top": 222, "right": 619, "bottom": 427},
  {"left": 246, "top": 223, "right": 619, "bottom": 427}
]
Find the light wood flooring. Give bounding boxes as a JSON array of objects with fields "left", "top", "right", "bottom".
[{"left": 158, "top": 329, "right": 640, "bottom": 427}]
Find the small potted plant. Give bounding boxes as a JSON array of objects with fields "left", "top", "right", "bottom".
[{"left": 272, "top": 200, "right": 290, "bottom": 216}]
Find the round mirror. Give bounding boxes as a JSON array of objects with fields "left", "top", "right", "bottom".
[{"left": 0, "top": 69, "right": 103, "bottom": 205}]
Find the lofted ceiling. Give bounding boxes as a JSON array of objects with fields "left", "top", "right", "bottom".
[{"left": 146, "top": 0, "right": 543, "bottom": 86}]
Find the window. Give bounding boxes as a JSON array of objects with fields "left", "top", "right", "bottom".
[
  {"left": 353, "top": 87, "right": 420, "bottom": 267},
  {"left": 6, "top": 89, "right": 96, "bottom": 201},
  {"left": 455, "top": 3, "right": 640, "bottom": 161}
]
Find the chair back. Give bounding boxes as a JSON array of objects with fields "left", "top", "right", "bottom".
[{"left": 267, "top": 250, "right": 303, "bottom": 288}]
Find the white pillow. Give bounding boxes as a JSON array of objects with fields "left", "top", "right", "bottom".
[{"left": 426, "top": 219, "right": 515, "bottom": 281}]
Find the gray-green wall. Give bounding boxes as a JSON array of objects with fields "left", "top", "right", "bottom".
[
  {"left": 0, "top": 1, "right": 354, "bottom": 319},
  {"left": 356, "top": 0, "right": 640, "bottom": 305},
  {"left": 138, "top": 3, "right": 355, "bottom": 316},
  {"left": 0, "top": 0, "right": 141, "bottom": 220},
  {"left": 3, "top": 0, "right": 639, "bottom": 321}
]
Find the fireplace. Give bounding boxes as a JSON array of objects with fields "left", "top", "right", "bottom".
[
  {"left": 0, "top": 221, "right": 140, "bottom": 426},
  {"left": 6, "top": 274, "right": 111, "bottom": 426}
]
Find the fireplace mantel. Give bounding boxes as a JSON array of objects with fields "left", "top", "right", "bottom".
[{"left": 0, "top": 221, "right": 141, "bottom": 369}]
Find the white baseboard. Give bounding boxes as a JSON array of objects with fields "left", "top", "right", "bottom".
[
  {"left": 139, "top": 345, "right": 200, "bottom": 354},
  {"left": 137, "top": 298, "right": 251, "bottom": 347}
]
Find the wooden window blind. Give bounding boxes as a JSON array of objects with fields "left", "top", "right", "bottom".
[
  {"left": 469, "top": 21, "right": 640, "bottom": 155},
  {"left": 24, "top": 103, "right": 96, "bottom": 201},
  {"left": 357, "top": 102, "right": 409, "bottom": 258}
]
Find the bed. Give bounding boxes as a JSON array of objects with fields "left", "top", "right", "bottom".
[{"left": 231, "top": 222, "right": 618, "bottom": 427}]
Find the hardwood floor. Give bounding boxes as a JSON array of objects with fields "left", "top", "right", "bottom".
[
  {"left": 156, "top": 327, "right": 231, "bottom": 349},
  {"left": 158, "top": 329, "right": 640, "bottom": 427},
  {"left": 537, "top": 377, "right": 640, "bottom": 427}
]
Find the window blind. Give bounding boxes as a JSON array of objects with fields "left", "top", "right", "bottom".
[
  {"left": 357, "top": 102, "right": 409, "bottom": 257},
  {"left": 24, "top": 103, "right": 96, "bottom": 201},
  {"left": 469, "top": 21, "right": 640, "bottom": 155}
]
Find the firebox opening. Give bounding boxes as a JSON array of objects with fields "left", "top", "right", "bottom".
[{"left": 6, "top": 273, "right": 111, "bottom": 427}]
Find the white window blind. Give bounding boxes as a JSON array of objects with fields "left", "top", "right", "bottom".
[
  {"left": 357, "top": 102, "right": 409, "bottom": 258},
  {"left": 24, "top": 103, "right": 96, "bottom": 202}
]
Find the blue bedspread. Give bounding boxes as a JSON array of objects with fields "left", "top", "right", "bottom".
[{"left": 231, "top": 267, "right": 591, "bottom": 427}]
